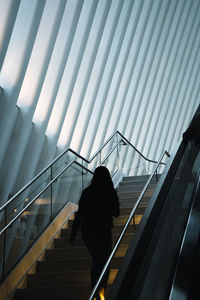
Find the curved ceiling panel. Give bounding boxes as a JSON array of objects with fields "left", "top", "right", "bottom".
[{"left": 0, "top": 0, "right": 199, "bottom": 204}]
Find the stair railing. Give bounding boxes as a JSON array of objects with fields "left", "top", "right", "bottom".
[
  {"left": 0, "top": 131, "right": 168, "bottom": 281},
  {"left": 88, "top": 149, "right": 170, "bottom": 300},
  {"left": 0, "top": 131, "right": 160, "bottom": 230}
]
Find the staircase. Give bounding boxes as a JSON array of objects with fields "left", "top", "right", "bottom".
[{"left": 14, "top": 175, "right": 158, "bottom": 300}]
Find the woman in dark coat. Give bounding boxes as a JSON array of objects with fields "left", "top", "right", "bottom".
[{"left": 69, "top": 166, "right": 120, "bottom": 299}]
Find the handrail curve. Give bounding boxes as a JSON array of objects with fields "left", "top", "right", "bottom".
[
  {"left": 0, "top": 131, "right": 164, "bottom": 212},
  {"left": 0, "top": 138, "right": 128, "bottom": 234}
]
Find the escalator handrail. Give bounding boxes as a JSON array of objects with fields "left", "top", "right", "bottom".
[
  {"left": 88, "top": 149, "right": 170, "bottom": 300},
  {"left": 0, "top": 131, "right": 162, "bottom": 212}
]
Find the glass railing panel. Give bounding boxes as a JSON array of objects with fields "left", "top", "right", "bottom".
[
  {"left": 52, "top": 163, "right": 81, "bottom": 218},
  {"left": 87, "top": 133, "right": 119, "bottom": 172},
  {"left": 102, "top": 146, "right": 119, "bottom": 177},
  {"left": 52, "top": 151, "right": 78, "bottom": 179},
  {"left": 100, "top": 134, "right": 119, "bottom": 166},
  {"left": 52, "top": 162, "right": 93, "bottom": 218},
  {"left": 1, "top": 185, "right": 52, "bottom": 281},
  {"left": 88, "top": 154, "right": 100, "bottom": 172},
  {"left": 119, "top": 143, "right": 155, "bottom": 176},
  {"left": 118, "top": 144, "right": 143, "bottom": 176},
  {"left": 5, "top": 168, "right": 51, "bottom": 228},
  {"left": 82, "top": 168, "right": 93, "bottom": 190}
]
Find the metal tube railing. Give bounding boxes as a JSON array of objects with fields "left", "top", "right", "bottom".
[
  {"left": 0, "top": 131, "right": 162, "bottom": 212},
  {"left": 0, "top": 161, "right": 93, "bottom": 235},
  {"left": 88, "top": 150, "right": 170, "bottom": 300},
  {"left": 0, "top": 129, "right": 170, "bottom": 282}
]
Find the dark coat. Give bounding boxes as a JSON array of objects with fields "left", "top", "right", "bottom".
[{"left": 70, "top": 185, "right": 120, "bottom": 239}]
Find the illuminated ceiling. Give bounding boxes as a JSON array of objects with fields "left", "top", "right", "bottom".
[{"left": 0, "top": 0, "right": 200, "bottom": 202}]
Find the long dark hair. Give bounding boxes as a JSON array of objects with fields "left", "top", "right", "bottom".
[{"left": 90, "top": 166, "right": 114, "bottom": 190}]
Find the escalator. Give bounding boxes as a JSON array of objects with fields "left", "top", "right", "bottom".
[{"left": 107, "top": 139, "right": 200, "bottom": 299}]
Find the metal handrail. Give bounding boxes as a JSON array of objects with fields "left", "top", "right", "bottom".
[
  {"left": 117, "top": 131, "right": 158, "bottom": 164},
  {"left": 0, "top": 161, "right": 94, "bottom": 235},
  {"left": 0, "top": 131, "right": 160, "bottom": 211},
  {"left": 0, "top": 138, "right": 125, "bottom": 235},
  {"left": 88, "top": 150, "right": 170, "bottom": 300}
]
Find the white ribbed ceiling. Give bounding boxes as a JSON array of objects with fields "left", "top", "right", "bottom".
[{"left": 0, "top": 0, "right": 200, "bottom": 202}]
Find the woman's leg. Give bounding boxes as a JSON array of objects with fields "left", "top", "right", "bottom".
[{"left": 82, "top": 230, "right": 112, "bottom": 289}]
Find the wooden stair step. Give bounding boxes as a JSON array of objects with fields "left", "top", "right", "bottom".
[
  {"left": 119, "top": 196, "right": 150, "bottom": 204},
  {"left": 68, "top": 216, "right": 136, "bottom": 229},
  {"left": 53, "top": 232, "right": 134, "bottom": 248},
  {"left": 15, "top": 284, "right": 99, "bottom": 300},
  {"left": 36, "top": 257, "right": 122, "bottom": 273},
  {"left": 117, "top": 183, "right": 156, "bottom": 191},
  {"left": 27, "top": 269, "right": 118, "bottom": 288},
  {"left": 118, "top": 190, "right": 153, "bottom": 198},
  {"left": 45, "top": 244, "right": 129, "bottom": 260},
  {"left": 60, "top": 223, "right": 135, "bottom": 238}
]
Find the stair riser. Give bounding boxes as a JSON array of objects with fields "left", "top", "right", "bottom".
[
  {"left": 67, "top": 210, "right": 145, "bottom": 229},
  {"left": 15, "top": 285, "right": 95, "bottom": 300},
  {"left": 54, "top": 233, "right": 134, "bottom": 248},
  {"left": 118, "top": 190, "right": 153, "bottom": 198},
  {"left": 45, "top": 244, "right": 129, "bottom": 260},
  {"left": 122, "top": 175, "right": 159, "bottom": 181},
  {"left": 37, "top": 257, "right": 122, "bottom": 273},
  {"left": 27, "top": 269, "right": 118, "bottom": 288},
  {"left": 118, "top": 183, "right": 156, "bottom": 191},
  {"left": 60, "top": 224, "right": 135, "bottom": 238}
]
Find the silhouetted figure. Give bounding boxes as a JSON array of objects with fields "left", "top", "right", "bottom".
[
  {"left": 69, "top": 166, "right": 120, "bottom": 299},
  {"left": 183, "top": 112, "right": 200, "bottom": 147}
]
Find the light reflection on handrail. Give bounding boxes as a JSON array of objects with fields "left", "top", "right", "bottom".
[
  {"left": 0, "top": 131, "right": 163, "bottom": 211},
  {"left": 0, "top": 138, "right": 125, "bottom": 235},
  {"left": 88, "top": 150, "right": 170, "bottom": 300},
  {"left": 0, "top": 161, "right": 93, "bottom": 235}
]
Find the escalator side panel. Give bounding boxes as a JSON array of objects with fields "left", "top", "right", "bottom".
[{"left": 108, "top": 143, "right": 200, "bottom": 300}]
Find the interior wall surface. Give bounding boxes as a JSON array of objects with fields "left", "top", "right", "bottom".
[{"left": 0, "top": 0, "right": 200, "bottom": 206}]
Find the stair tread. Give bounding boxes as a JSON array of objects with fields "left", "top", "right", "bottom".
[
  {"left": 15, "top": 284, "right": 95, "bottom": 300},
  {"left": 14, "top": 174, "right": 158, "bottom": 300},
  {"left": 27, "top": 269, "right": 118, "bottom": 288},
  {"left": 36, "top": 256, "right": 122, "bottom": 273}
]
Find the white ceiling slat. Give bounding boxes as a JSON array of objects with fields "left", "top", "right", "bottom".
[
  {"left": 142, "top": 0, "right": 182, "bottom": 159},
  {"left": 80, "top": 0, "right": 130, "bottom": 158},
  {"left": 106, "top": 0, "right": 162, "bottom": 142},
  {"left": 117, "top": 0, "right": 164, "bottom": 170},
  {"left": 58, "top": 0, "right": 113, "bottom": 150},
  {"left": 154, "top": 0, "right": 196, "bottom": 159},
  {"left": 123, "top": 0, "right": 163, "bottom": 147},
  {"left": 45, "top": 0, "right": 98, "bottom": 140},
  {"left": 0, "top": 0, "right": 200, "bottom": 199},
  {"left": 121, "top": 0, "right": 171, "bottom": 150},
  {"left": 71, "top": 0, "right": 134, "bottom": 156},
  {"left": 165, "top": 2, "right": 200, "bottom": 153},
  {"left": 146, "top": 0, "right": 187, "bottom": 160},
  {"left": 0, "top": 0, "right": 46, "bottom": 169}
]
